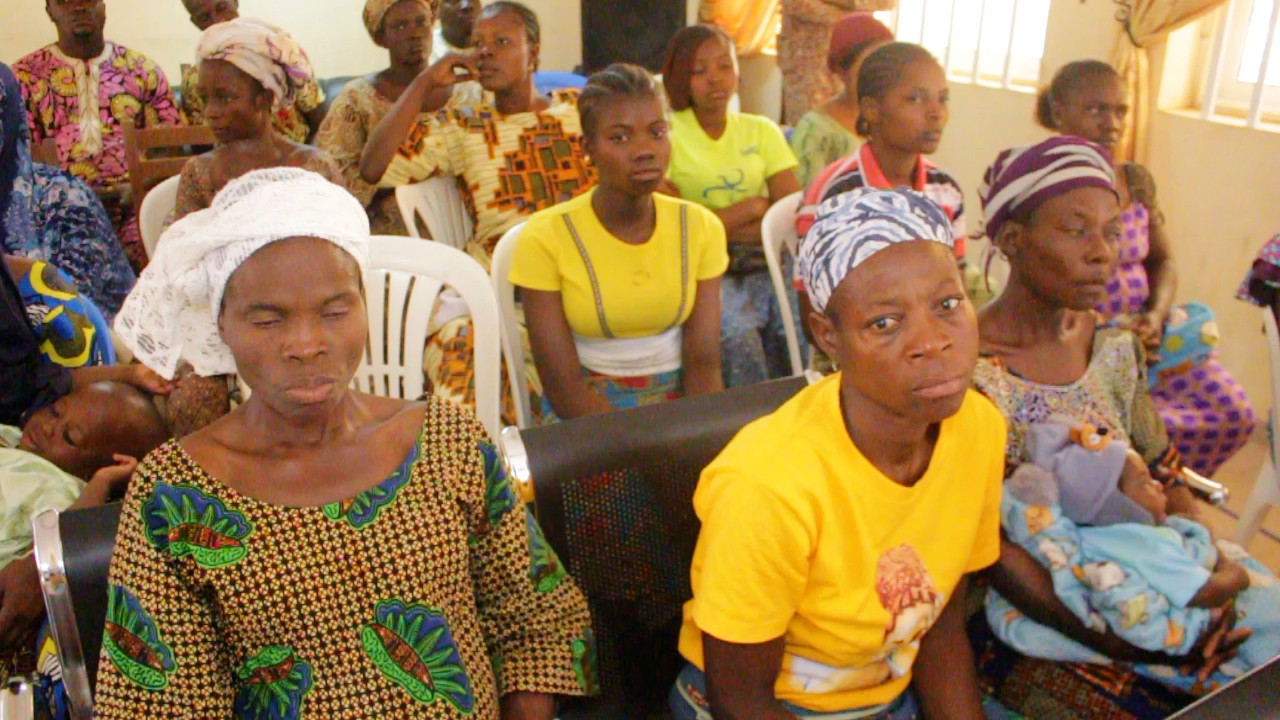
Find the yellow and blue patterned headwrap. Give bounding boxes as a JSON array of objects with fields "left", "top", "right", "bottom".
[{"left": 798, "top": 187, "right": 954, "bottom": 314}]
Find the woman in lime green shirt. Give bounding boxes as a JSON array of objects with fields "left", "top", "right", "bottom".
[
  {"left": 661, "top": 25, "right": 802, "bottom": 389},
  {"left": 512, "top": 64, "right": 728, "bottom": 421}
]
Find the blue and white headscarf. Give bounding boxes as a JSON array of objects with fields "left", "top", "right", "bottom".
[{"left": 798, "top": 187, "right": 954, "bottom": 314}]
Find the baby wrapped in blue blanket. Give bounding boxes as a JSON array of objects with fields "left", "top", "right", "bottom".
[{"left": 987, "top": 416, "right": 1280, "bottom": 694}]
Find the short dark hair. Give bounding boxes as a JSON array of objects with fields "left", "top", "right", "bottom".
[
  {"left": 661, "top": 24, "right": 734, "bottom": 112},
  {"left": 1035, "top": 60, "right": 1122, "bottom": 130},
  {"left": 479, "top": 1, "right": 540, "bottom": 45},
  {"left": 579, "top": 63, "right": 665, "bottom": 139},
  {"left": 855, "top": 42, "right": 938, "bottom": 137}
]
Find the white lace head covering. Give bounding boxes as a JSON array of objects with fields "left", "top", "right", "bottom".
[{"left": 113, "top": 168, "right": 370, "bottom": 379}]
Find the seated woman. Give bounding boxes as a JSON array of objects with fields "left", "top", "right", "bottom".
[
  {"left": 972, "top": 136, "right": 1242, "bottom": 719},
  {"left": 317, "top": 0, "right": 485, "bottom": 235},
  {"left": 361, "top": 1, "right": 595, "bottom": 423},
  {"left": 673, "top": 188, "right": 1005, "bottom": 720},
  {"left": 661, "top": 24, "right": 802, "bottom": 388},
  {"left": 179, "top": 0, "right": 327, "bottom": 144},
  {"left": 0, "top": 62, "right": 134, "bottom": 319},
  {"left": 101, "top": 168, "right": 595, "bottom": 717},
  {"left": 1238, "top": 233, "right": 1280, "bottom": 315},
  {"left": 788, "top": 12, "right": 892, "bottom": 188},
  {"left": 512, "top": 64, "right": 726, "bottom": 421},
  {"left": 172, "top": 17, "right": 341, "bottom": 221},
  {"left": 1037, "top": 60, "right": 1254, "bottom": 477}
]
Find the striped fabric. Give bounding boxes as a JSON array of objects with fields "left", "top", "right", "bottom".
[
  {"left": 977, "top": 137, "right": 1115, "bottom": 242},
  {"left": 795, "top": 142, "right": 967, "bottom": 260},
  {"left": 798, "top": 187, "right": 954, "bottom": 314}
]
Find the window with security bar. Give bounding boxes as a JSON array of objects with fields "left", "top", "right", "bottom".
[
  {"left": 1200, "top": 0, "right": 1280, "bottom": 128},
  {"left": 874, "top": 0, "right": 1052, "bottom": 89}
]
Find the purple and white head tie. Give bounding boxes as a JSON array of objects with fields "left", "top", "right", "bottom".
[
  {"left": 978, "top": 136, "right": 1116, "bottom": 241},
  {"left": 798, "top": 187, "right": 954, "bottom": 314}
]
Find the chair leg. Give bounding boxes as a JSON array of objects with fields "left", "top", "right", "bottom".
[{"left": 1237, "top": 456, "right": 1280, "bottom": 545}]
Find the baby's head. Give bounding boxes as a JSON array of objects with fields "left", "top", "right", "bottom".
[
  {"left": 1026, "top": 417, "right": 1160, "bottom": 527},
  {"left": 18, "top": 381, "right": 169, "bottom": 480},
  {"left": 1118, "top": 450, "right": 1168, "bottom": 525}
]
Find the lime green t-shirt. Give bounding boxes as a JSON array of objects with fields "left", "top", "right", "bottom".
[
  {"left": 678, "top": 376, "right": 1005, "bottom": 712},
  {"left": 509, "top": 188, "right": 728, "bottom": 339},
  {"left": 667, "top": 109, "right": 798, "bottom": 211}
]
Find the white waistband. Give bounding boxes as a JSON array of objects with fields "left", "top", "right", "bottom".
[{"left": 574, "top": 327, "right": 682, "bottom": 377}]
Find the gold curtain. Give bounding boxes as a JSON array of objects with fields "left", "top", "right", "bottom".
[
  {"left": 1111, "top": 0, "right": 1229, "bottom": 162},
  {"left": 698, "top": 0, "right": 782, "bottom": 56}
]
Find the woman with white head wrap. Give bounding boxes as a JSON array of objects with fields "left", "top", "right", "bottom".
[
  {"left": 99, "top": 168, "right": 596, "bottom": 719},
  {"left": 170, "top": 18, "right": 342, "bottom": 222},
  {"left": 674, "top": 186, "right": 1006, "bottom": 720},
  {"left": 970, "top": 137, "right": 1232, "bottom": 720},
  {"left": 179, "top": 14, "right": 328, "bottom": 143}
]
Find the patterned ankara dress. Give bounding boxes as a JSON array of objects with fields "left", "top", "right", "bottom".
[
  {"left": 778, "top": 0, "right": 893, "bottom": 125},
  {"left": 93, "top": 398, "right": 597, "bottom": 719},
  {"left": 971, "top": 327, "right": 1192, "bottom": 720},
  {"left": 1098, "top": 164, "right": 1255, "bottom": 477}
]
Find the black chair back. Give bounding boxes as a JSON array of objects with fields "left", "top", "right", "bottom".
[
  {"left": 1168, "top": 655, "right": 1280, "bottom": 719},
  {"left": 61, "top": 502, "right": 123, "bottom": 695},
  {"left": 505, "top": 376, "right": 810, "bottom": 718}
]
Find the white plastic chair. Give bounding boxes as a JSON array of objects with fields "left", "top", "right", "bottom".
[
  {"left": 139, "top": 175, "right": 181, "bottom": 259},
  {"left": 489, "top": 222, "right": 533, "bottom": 429},
  {"left": 352, "top": 235, "right": 502, "bottom": 440},
  {"left": 1237, "top": 307, "right": 1280, "bottom": 544},
  {"left": 761, "top": 190, "right": 804, "bottom": 377},
  {"left": 395, "top": 176, "right": 474, "bottom": 250}
]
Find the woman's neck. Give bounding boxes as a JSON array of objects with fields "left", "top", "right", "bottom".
[
  {"left": 982, "top": 275, "right": 1077, "bottom": 346},
  {"left": 868, "top": 136, "right": 919, "bottom": 188},
  {"left": 591, "top": 185, "right": 654, "bottom": 242},
  {"left": 840, "top": 386, "right": 936, "bottom": 487},
  {"left": 693, "top": 104, "right": 728, "bottom": 139},
  {"left": 494, "top": 79, "right": 544, "bottom": 115},
  {"left": 381, "top": 60, "right": 425, "bottom": 87},
  {"left": 239, "top": 393, "right": 365, "bottom": 449}
]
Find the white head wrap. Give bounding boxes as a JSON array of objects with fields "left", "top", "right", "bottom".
[
  {"left": 798, "top": 187, "right": 954, "bottom": 314},
  {"left": 195, "top": 18, "right": 315, "bottom": 109},
  {"left": 113, "top": 168, "right": 370, "bottom": 379}
]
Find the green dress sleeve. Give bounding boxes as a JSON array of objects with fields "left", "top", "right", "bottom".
[
  {"left": 457, "top": 416, "right": 597, "bottom": 698},
  {"left": 93, "top": 448, "right": 236, "bottom": 718},
  {"left": 1121, "top": 331, "right": 1184, "bottom": 484}
]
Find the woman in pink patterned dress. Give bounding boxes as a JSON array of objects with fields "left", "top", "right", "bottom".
[
  {"left": 13, "top": 0, "right": 182, "bottom": 269},
  {"left": 1035, "top": 59, "right": 1255, "bottom": 477}
]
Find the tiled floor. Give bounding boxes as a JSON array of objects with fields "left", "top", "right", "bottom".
[{"left": 1194, "top": 435, "right": 1280, "bottom": 570}]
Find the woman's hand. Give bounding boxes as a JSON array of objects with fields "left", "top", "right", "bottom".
[
  {"left": 127, "top": 363, "right": 177, "bottom": 396},
  {"left": 421, "top": 52, "right": 480, "bottom": 89},
  {"left": 1131, "top": 310, "right": 1166, "bottom": 356},
  {"left": 1183, "top": 603, "right": 1252, "bottom": 682}
]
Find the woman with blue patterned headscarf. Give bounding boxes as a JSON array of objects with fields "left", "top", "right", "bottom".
[
  {"left": 674, "top": 187, "right": 1013, "bottom": 720},
  {"left": 0, "top": 61, "right": 135, "bottom": 320}
]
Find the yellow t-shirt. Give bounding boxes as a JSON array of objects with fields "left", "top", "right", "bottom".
[
  {"left": 678, "top": 376, "right": 1005, "bottom": 712},
  {"left": 666, "top": 109, "right": 798, "bottom": 212},
  {"left": 508, "top": 188, "right": 729, "bottom": 339}
]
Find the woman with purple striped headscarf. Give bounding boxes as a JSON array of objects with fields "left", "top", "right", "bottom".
[{"left": 970, "top": 136, "right": 1240, "bottom": 720}]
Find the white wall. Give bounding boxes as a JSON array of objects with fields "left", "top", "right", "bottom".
[{"left": 1, "top": 0, "right": 587, "bottom": 81}]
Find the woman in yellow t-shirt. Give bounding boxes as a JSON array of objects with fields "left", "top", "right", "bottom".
[
  {"left": 661, "top": 25, "right": 803, "bottom": 389},
  {"left": 673, "top": 188, "right": 1005, "bottom": 719},
  {"left": 511, "top": 64, "right": 728, "bottom": 421}
]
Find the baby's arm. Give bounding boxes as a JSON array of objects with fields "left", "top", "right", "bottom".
[
  {"left": 1188, "top": 559, "right": 1250, "bottom": 609},
  {"left": 67, "top": 455, "right": 137, "bottom": 511}
]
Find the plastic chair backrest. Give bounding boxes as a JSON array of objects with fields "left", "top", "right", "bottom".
[
  {"left": 394, "top": 177, "right": 474, "bottom": 250},
  {"left": 489, "top": 222, "right": 532, "bottom": 428},
  {"left": 1265, "top": 307, "right": 1280, "bottom": 468},
  {"left": 761, "top": 190, "right": 804, "bottom": 376},
  {"left": 139, "top": 174, "right": 181, "bottom": 259},
  {"left": 353, "top": 235, "right": 502, "bottom": 439},
  {"left": 32, "top": 502, "right": 124, "bottom": 720}
]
